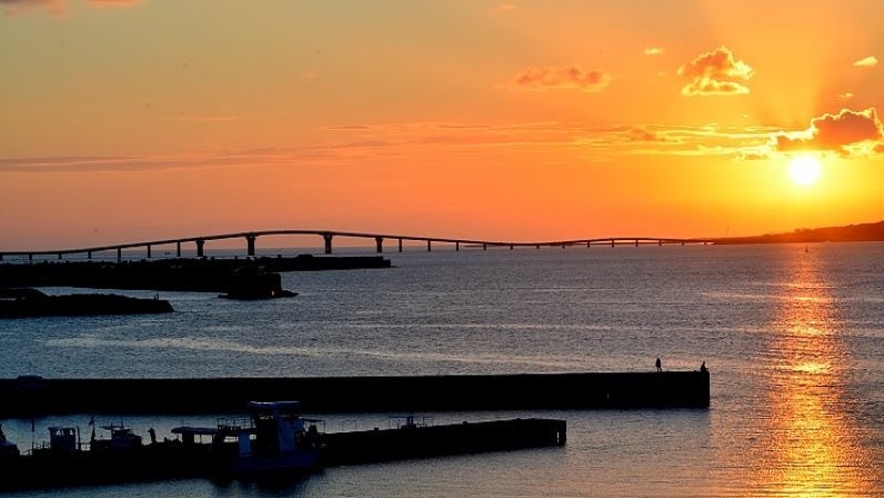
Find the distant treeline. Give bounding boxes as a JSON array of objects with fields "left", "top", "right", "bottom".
[{"left": 714, "top": 221, "right": 884, "bottom": 245}]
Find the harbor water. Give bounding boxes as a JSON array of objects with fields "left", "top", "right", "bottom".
[{"left": 2, "top": 242, "right": 884, "bottom": 497}]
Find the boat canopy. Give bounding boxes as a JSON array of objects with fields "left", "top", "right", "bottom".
[{"left": 246, "top": 401, "right": 301, "bottom": 411}]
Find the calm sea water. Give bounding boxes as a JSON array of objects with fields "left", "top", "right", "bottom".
[{"left": 2, "top": 242, "right": 884, "bottom": 497}]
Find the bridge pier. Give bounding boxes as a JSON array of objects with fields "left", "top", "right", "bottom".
[
  {"left": 611, "top": 240, "right": 615, "bottom": 247},
  {"left": 323, "top": 234, "right": 333, "bottom": 254},
  {"left": 246, "top": 235, "right": 257, "bottom": 256},
  {"left": 659, "top": 240, "right": 663, "bottom": 246},
  {"left": 375, "top": 237, "right": 383, "bottom": 253},
  {"left": 196, "top": 239, "right": 205, "bottom": 258},
  {"left": 587, "top": 241, "right": 591, "bottom": 248},
  {"left": 28, "top": 254, "right": 33, "bottom": 261},
  {"left": 58, "top": 253, "right": 62, "bottom": 260},
  {"left": 117, "top": 248, "right": 122, "bottom": 260},
  {"left": 483, "top": 244, "right": 487, "bottom": 251},
  {"left": 634, "top": 239, "right": 639, "bottom": 247},
  {"left": 147, "top": 245, "right": 152, "bottom": 258},
  {"left": 176, "top": 242, "right": 181, "bottom": 257},
  {"left": 427, "top": 240, "right": 432, "bottom": 252},
  {"left": 455, "top": 241, "right": 460, "bottom": 252},
  {"left": 398, "top": 238, "right": 403, "bottom": 252},
  {"left": 87, "top": 251, "right": 92, "bottom": 260}
]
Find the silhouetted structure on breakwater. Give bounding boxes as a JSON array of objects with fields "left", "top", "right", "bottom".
[
  {"left": 0, "top": 255, "right": 391, "bottom": 296},
  {"left": 0, "top": 371, "right": 709, "bottom": 417}
]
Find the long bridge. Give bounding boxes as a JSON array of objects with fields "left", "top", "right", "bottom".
[{"left": 0, "top": 230, "right": 716, "bottom": 261}]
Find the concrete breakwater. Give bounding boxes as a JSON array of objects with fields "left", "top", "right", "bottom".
[
  {"left": 0, "top": 371, "right": 709, "bottom": 417},
  {"left": 0, "top": 255, "right": 391, "bottom": 296}
]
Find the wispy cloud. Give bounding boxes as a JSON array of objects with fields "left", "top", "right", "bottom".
[
  {"left": 0, "top": 0, "right": 63, "bottom": 15},
  {"left": 510, "top": 64, "right": 611, "bottom": 92},
  {"left": 643, "top": 47, "right": 664, "bottom": 56},
  {"left": 2, "top": 120, "right": 790, "bottom": 174},
  {"left": 677, "top": 46, "right": 753, "bottom": 96},
  {"left": 167, "top": 115, "right": 237, "bottom": 123},
  {"left": 1, "top": 0, "right": 140, "bottom": 16},
  {"left": 774, "top": 107, "right": 884, "bottom": 156},
  {"left": 838, "top": 92, "right": 855, "bottom": 101},
  {"left": 853, "top": 56, "right": 878, "bottom": 68}
]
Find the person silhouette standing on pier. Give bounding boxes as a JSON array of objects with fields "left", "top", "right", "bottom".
[{"left": 655, "top": 357, "right": 662, "bottom": 372}]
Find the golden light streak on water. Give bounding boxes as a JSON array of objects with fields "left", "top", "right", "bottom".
[{"left": 756, "top": 250, "right": 874, "bottom": 497}]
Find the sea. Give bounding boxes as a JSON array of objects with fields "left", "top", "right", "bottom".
[{"left": 2, "top": 242, "right": 884, "bottom": 497}]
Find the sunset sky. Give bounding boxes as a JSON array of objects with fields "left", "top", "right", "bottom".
[{"left": 2, "top": 0, "right": 884, "bottom": 251}]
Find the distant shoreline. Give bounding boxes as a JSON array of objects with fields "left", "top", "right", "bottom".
[{"left": 711, "top": 220, "right": 884, "bottom": 245}]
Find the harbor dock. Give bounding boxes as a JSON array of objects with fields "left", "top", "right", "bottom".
[
  {"left": 0, "top": 370, "right": 709, "bottom": 417},
  {"left": 0, "top": 416, "right": 566, "bottom": 492}
]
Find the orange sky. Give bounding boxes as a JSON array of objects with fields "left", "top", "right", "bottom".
[{"left": 2, "top": 0, "right": 883, "bottom": 250}]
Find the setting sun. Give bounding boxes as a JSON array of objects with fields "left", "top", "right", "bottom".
[{"left": 788, "top": 155, "right": 822, "bottom": 187}]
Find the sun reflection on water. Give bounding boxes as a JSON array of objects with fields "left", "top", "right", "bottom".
[{"left": 756, "top": 249, "right": 873, "bottom": 497}]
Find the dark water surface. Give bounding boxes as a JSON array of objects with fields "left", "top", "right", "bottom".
[{"left": 2, "top": 242, "right": 884, "bottom": 497}]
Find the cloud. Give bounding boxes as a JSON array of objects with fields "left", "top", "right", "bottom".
[
  {"left": 838, "top": 92, "right": 855, "bottom": 101},
  {"left": 0, "top": 0, "right": 63, "bottom": 15},
  {"left": 643, "top": 47, "right": 664, "bottom": 56},
  {"left": 624, "top": 127, "right": 677, "bottom": 143},
  {"left": 853, "top": 56, "right": 878, "bottom": 67},
  {"left": 86, "top": 0, "right": 140, "bottom": 5},
  {"left": 1, "top": 0, "right": 139, "bottom": 15},
  {"left": 775, "top": 107, "right": 884, "bottom": 155},
  {"left": 511, "top": 64, "right": 611, "bottom": 92},
  {"left": 735, "top": 150, "right": 770, "bottom": 161},
  {"left": 677, "top": 46, "right": 753, "bottom": 96},
  {"left": 168, "top": 115, "right": 237, "bottom": 123},
  {"left": 0, "top": 121, "right": 795, "bottom": 174}
]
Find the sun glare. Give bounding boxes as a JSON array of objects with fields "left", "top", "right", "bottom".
[{"left": 788, "top": 155, "right": 821, "bottom": 187}]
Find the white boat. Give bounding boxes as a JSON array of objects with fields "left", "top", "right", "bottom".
[{"left": 173, "top": 401, "right": 324, "bottom": 476}]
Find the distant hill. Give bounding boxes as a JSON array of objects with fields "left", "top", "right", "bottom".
[{"left": 713, "top": 221, "right": 884, "bottom": 245}]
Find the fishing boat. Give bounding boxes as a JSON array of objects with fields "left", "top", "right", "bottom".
[
  {"left": 0, "top": 401, "right": 565, "bottom": 491},
  {"left": 175, "top": 400, "right": 324, "bottom": 476},
  {"left": 0, "top": 424, "right": 19, "bottom": 459},
  {"left": 90, "top": 422, "right": 143, "bottom": 452}
]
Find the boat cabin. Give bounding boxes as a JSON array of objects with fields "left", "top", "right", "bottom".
[
  {"left": 91, "top": 424, "right": 142, "bottom": 451},
  {"left": 0, "top": 424, "right": 20, "bottom": 459},
  {"left": 236, "top": 401, "right": 322, "bottom": 458},
  {"left": 48, "top": 426, "right": 77, "bottom": 454}
]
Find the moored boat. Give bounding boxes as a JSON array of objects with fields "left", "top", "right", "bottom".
[
  {"left": 0, "top": 424, "right": 19, "bottom": 459},
  {"left": 0, "top": 402, "right": 565, "bottom": 492},
  {"left": 175, "top": 400, "right": 324, "bottom": 476}
]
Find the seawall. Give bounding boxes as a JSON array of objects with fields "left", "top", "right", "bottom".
[
  {"left": 0, "top": 371, "right": 709, "bottom": 417},
  {"left": 0, "top": 255, "right": 391, "bottom": 292}
]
